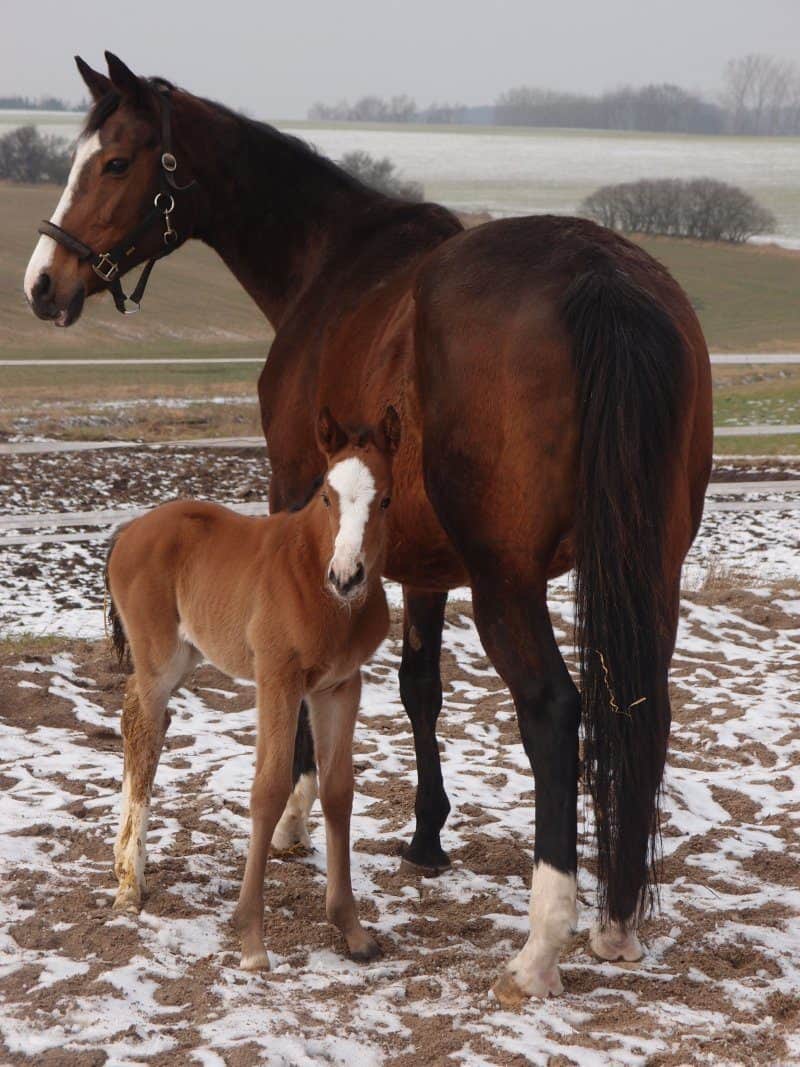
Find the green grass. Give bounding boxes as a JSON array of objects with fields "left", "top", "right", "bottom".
[
  {"left": 713, "top": 434, "right": 800, "bottom": 455},
  {"left": 634, "top": 236, "right": 800, "bottom": 352}
]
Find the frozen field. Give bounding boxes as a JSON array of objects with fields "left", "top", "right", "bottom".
[
  {"left": 4, "top": 109, "right": 800, "bottom": 242},
  {"left": 0, "top": 444, "right": 799, "bottom": 1063}
]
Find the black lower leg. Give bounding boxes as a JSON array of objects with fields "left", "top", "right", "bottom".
[
  {"left": 473, "top": 582, "right": 580, "bottom": 876},
  {"left": 398, "top": 588, "right": 451, "bottom": 871},
  {"left": 292, "top": 701, "right": 316, "bottom": 785}
]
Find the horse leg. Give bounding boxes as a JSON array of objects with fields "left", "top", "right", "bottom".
[
  {"left": 271, "top": 701, "right": 317, "bottom": 853},
  {"left": 234, "top": 675, "right": 301, "bottom": 970},
  {"left": 469, "top": 577, "right": 581, "bottom": 1003},
  {"left": 114, "top": 641, "right": 200, "bottom": 911},
  {"left": 307, "top": 671, "right": 381, "bottom": 960},
  {"left": 398, "top": 587, "right": 451, "bottom": 873}
]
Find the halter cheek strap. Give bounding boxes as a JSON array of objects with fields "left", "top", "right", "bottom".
[{"left": 36, "top": 88, "right": 195, "bottom": 315}]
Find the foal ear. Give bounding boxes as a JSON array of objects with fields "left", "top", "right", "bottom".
[
  {"left": 316, "top": 407, "right": 348, "bottom": 457},
  {"left": 75, "top": 57, "right": 112, "bottom": 102},
  {"left": 380, "top": 405, "right": 402, "bottom": 455},
  {"left": 105, "top": 51, "right": 146, "bottom": 105}
]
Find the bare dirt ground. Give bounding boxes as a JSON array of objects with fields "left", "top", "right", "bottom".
[
  {"left": 1, "top": 446, "right": 799, "bottom": 1064},
  {"left": 1, "top": 584, "right": 799, "bottom": 1065}
]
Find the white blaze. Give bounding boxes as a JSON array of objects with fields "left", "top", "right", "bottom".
[
  {"left": 328, "top": 457, "right": 375, "bottom": 581},
  {"left": 23, "top": 132, "right": 101, "bottom": 301}
]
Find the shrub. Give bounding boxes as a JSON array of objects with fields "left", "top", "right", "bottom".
[
  {"left": 581, "top": 178, "right": 775, "bottom": 243},
  {"left": 340, "top": 150, "right": 423, "bottom": 201},
  {"left": 0, "top": 125, "right": 71, "bottom": 183}
]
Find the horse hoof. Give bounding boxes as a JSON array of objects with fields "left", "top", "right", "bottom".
[
  {"left": 113, "top": 885, "right": 141, "bottom": 912},
  {"left": 399, "top": 841, "right": 451, "bottom": 876},
  {"left": 350, "top": 935, "right": 383, "bottom": 962},
  {"left": 398, "top": 857, "right": 450, "bottom": 878},
  {"left": 492, "top": 965, "right": 562, "bottom": 1005},
  {"left": 240, "top": 949, "right": 270, "bottom": 971},
  {"left": 589, "top": 922, "right": 644, "bottom": 963},
  {"left": 491, "top": 971, "right": 527, "bottom": 1008}
]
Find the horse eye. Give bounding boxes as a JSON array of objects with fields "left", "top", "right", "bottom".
[
  {"left": 103, "top": 158, "right": 130, "bottom": 176},
  {"left": 381, "top": 497, "right": 391, "bottom": 509},
  {"left": 322, "top": 493, "right": 331, "bottom": 508}
]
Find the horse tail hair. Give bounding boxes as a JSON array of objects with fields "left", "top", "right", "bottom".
[
  {"left": 105, "top": 524, "right": 131, "bottom": 669},
  {"left": 563, "top": 264, "right": 686, "bottom": 924}
]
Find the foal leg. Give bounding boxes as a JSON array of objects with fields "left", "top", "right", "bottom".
[
  {"left": 114, "top": 641, "right": 200, "bottom": 910},
  {"left": 471, "top": 579, "right": 581, "bottom": 1003},
  {"left": 235, "top": 676, "right": 301, "bottom": 970},
  {"left": 308, "top": 672, "right": 381, "bottom": 960},
  {"left": 398, "top": 587, "right": 451, "bottom": 873},
  {"left": 271, "top": 701, "right": 317, "bottom": 853}
]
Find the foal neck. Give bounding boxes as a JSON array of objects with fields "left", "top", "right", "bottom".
[{"left": 171, "top": 92, "right": 381, "bottom": 328}]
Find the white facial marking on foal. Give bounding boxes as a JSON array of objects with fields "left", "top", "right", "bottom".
[
  {"left": 327, "top": 457, "right": 376, "bottom": 579},
  {"left": 23, "top": 132, "right": 102, "bottom": 301},
  {"left": 506, "top": 862, "right": 577, "bottom": 996}
]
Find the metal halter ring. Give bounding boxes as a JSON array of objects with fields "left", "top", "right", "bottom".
[
  {"left": 161, "top": 152, "right": 177, "bottom": 172},
  {"left": 154, "top": 192, "right": 175, "bottom": 213}
]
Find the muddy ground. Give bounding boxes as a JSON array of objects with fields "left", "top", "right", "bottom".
[{"left": 1, "top": 584, "right": 799, "bottom": 1065}]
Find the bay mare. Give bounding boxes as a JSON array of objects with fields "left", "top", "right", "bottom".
[
  {"left": 105, "top": 407, "right": 399, "bottom": 968},
  {"left": 24, "top": 54, "right": 713, "bottom": 1002}
]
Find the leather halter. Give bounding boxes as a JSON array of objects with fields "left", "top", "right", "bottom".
[{"left": 37, "top": 88, "right": 196, "bottom": 315}]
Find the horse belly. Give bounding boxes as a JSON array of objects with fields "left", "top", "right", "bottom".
[{"left": 177, "top": 613, "right": 254, "bottom": 683}]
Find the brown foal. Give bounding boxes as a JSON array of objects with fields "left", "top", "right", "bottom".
[{"left": 105, "top": 407, "right": 400, "bottom": 969}]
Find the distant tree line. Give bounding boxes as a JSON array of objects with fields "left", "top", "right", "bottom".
[
  {"left": 310, "top": 53, "right": 800, "bottom": 135},
  {"left": 0, "top": 95, "right": 83, "bottom": 112},
  {"left": 581, "top": 179, "right": 776, "bottom": 243},
  {"left": 0, "top": 126, "right": 70, "bottom": 183},
  {"left": 309, "top": 95, "right": 475, "bottom": 125}
]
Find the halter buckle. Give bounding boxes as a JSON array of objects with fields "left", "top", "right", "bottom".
[{"left": 92, "top": 253, "right": 119, "bottom": 283}]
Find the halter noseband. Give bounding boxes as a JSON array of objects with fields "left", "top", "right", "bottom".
[{"left": 37, "top": 88, "right": 196, "bottom": 315}]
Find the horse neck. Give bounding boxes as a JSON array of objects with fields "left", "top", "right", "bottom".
[{"left": 172, "top": 93, "right": 379, "bottom": 328}]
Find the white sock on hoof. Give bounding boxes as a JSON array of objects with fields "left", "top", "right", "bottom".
[
  {"left": 504, "top": 862, "right": 577, "bottom": 998},
  {"left": 271, "top": 770, "right": 317, "bottom": 850}
]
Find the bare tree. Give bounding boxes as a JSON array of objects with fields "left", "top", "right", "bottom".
[
  {"left": 581, "top": 178, "right": 775, "bottom": 243},
  {"left": 340, "top": 150, "right": 423, "bottom": 201},
  {"left": 723, "top": 53, "right": 799, "bottom": 134},
  {"left": 0, "top": 126, "right": 71, "bottom": 183}
]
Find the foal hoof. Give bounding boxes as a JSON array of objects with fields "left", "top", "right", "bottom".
[
  {"left": 240, "top": 948, "right": 270, "bottom": 972},
  {"left": 113, "top": 884, "right": 142, "bottom": 913},
  {"left": 350, "top": 934, "right": 383, "bottom": 963}
]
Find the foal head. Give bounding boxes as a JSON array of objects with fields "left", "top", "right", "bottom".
[
  {"left": 24, "top": 53, "right": 194, "bottom": 325},
  {"left": 316, "top": 406, "right": 401, "bottom": 603}
]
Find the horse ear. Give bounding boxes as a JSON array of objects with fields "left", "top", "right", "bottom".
[
  {"left": 105, "top": 51, "right": 145, "bottom": 104},
  {"left": 75, "top": 57, "right": 111, "bottom": 102},
  {"left": 380, "top": 405, "right": 402, "bottom": 455},
  {"left": 317, "top": 407, "right": 347, "bottom": 457}
]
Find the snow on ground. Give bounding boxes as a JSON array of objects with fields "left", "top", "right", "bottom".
[
  {"left": 1, "top": 447, "right": 799, "bottom": 1063},
  {"left": 0, "top": 583, "right": 798, "bottom": 1064}
]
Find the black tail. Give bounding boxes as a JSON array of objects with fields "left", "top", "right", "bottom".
[
  {"left": 563, "top": 265, "right": 685, "bottom": 923},
  {"left": 105, "top": 525, "right": 131, "bottom": 668}
]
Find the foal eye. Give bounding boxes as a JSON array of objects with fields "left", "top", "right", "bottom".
[
  {"left": 322, "top": 493, "right": 331, "bottom": 508},
  {"left": 103, "top": 158, "right": 130, "bottom": 176},
  {"left": 380, "top": 497, "right": 391, "bottom": 509}
]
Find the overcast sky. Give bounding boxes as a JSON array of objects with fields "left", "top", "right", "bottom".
[{"left": 4, "top": 0, "right": 800, "bottom": 119}]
